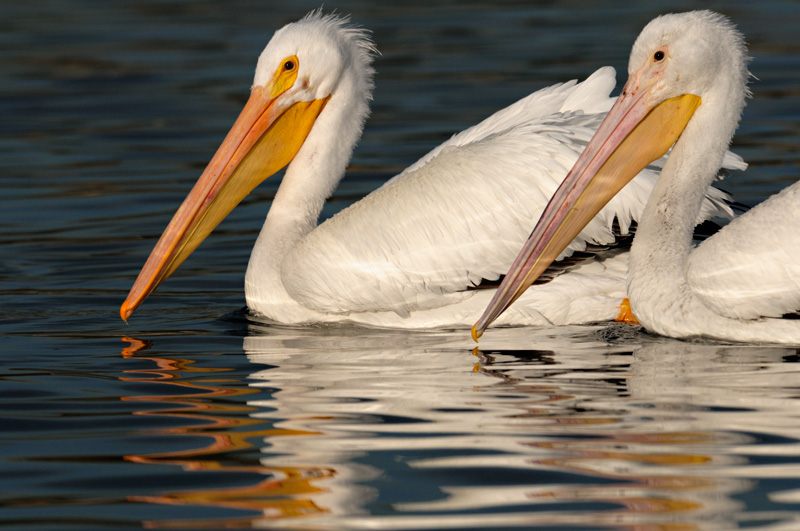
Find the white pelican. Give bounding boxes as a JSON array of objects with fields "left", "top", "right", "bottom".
[
  {"left": 120, "top": 11, "right": 741, "bottom": 329},
  {"left": 474, "top": 11, "right": 800, "bottom": 343}
]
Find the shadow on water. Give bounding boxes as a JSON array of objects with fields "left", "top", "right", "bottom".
[{"left": 111, "top": 323, "right": 800, "bottom": 530}]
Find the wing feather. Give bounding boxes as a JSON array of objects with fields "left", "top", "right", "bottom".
[
  {"left": 687, "top": 181, "right": 800, "bottom": 319},
  {"left": 283, "top": 68, "right": 740, "bottom": 315}
]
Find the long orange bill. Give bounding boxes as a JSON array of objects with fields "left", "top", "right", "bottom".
[
  {"left": 472, "top": 81, "right": 701, "bottom": 340},
  {"left": 120, "top": 88, "right": 329, "bottom": 321}
]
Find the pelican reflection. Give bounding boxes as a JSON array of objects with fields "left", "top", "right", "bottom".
[{"left": 120, "top": 328, "right": 800, "bottom": 530}]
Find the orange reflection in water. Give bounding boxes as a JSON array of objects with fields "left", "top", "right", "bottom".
[
  {"left": 470, "top": 350, "right": 739, "bottom": 531},
  {"left": 524, "top": 435, "right": 716, "bottom": 530},
  {"left": 120, "top": 337, "right": 333, "bottom": 528}
]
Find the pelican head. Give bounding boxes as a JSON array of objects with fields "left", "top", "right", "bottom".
[
  {"left": 627, "top": 12, "right": 747, "bottom": 103},
  {"left": 120, "top": 12, "right": 375, "bottom": 321},
  {"left": 473, "top": 10, "right": 750, "bottom": 338}
]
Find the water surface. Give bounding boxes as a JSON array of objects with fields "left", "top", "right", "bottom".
[{"left": 3, "top": 1, "right": 800, "bottom": 529}]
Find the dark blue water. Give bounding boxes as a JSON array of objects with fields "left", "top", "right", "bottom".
[{"left": 3, "top": 1, "right": 800, "bottom": 529}]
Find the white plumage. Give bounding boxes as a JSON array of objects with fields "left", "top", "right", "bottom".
[
  {"left": 121, "top": 11, "right": 740, "bottom": 329},
  {"left": 475, "top": 10, "right": 800, "bottom": 343},
  {"left": 687, "top": 184, "right": 800, "bottom": 320}
]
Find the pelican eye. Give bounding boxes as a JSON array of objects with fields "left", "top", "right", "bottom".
[
  {"left": 270, "top": 55, "right": 300, "bottom": 98},
  {"left": 654, "top": 50, "right": 665, "bottom": 62}
]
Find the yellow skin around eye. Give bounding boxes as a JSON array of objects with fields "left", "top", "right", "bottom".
[{"left": 270, "top": 55, "right": 299, "bottom": 98}]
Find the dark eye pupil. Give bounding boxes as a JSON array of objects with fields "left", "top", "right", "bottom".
[
  {"left": 284, "top": 60, "right": 295, "bottom": 71},
  {"left": 654, "top": 50, "right": 665, "bottom": 61}
]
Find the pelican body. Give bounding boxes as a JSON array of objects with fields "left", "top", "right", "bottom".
[
  {"left": 121, "top": 11, "right": 739, "bottom": 329},
  {"left": 475, "top": 11, "right": 800, "bottom": 343}
]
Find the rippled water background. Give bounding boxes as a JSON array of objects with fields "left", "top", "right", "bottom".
[{"left": 3, "top": 1, "right": 800, "bottom": 529}]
